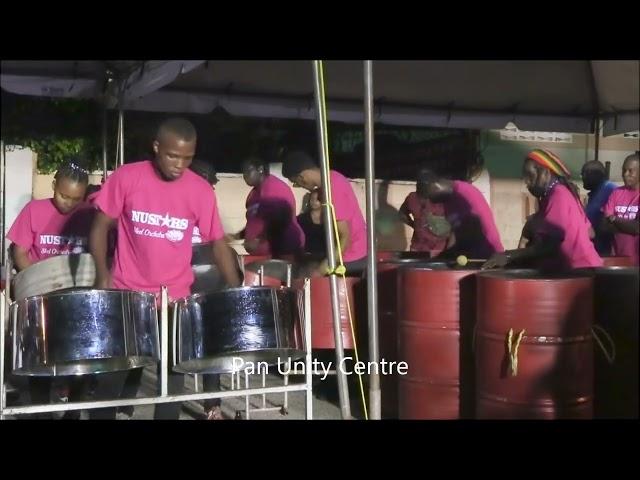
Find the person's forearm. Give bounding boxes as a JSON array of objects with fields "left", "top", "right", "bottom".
[
  {"left": 212, "top": 240, "right": 241, "bottom": 287},
  {"left": 11, "top": 246, "right": 32, "bottom": 272},
  {"left": 611, "top": 218, "right": 640, "bottom": 235},
  {"left": 90, "top": 214, "right": 113, "bottom": 284}
]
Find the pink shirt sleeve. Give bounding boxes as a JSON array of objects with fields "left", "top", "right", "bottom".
[
  {"left": 197, "top": 191, "right": 224, "bottom": 242},
  {"left": 94, "top": 169, "right": 127, "bottom": 219},
  {"left": 6, "top": 202, "right": 34, "bottom": 250}
]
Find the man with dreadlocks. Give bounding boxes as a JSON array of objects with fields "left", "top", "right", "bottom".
[{"left": 483, "top": 149, "right": 603, "bottom": 271}]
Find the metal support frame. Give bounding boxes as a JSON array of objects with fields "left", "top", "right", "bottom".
[
  {"left": 233, "top": 264, "right": 298, "bottom": 419},
  {"left": 364, "top": 60, "right": 381, "bottom": 419},
  {"left": 1, "top": 280, "right": 314, "bottom": 420}
]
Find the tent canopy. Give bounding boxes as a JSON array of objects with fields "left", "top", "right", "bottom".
[{"left": 2, "top": 60, "right": 638, "bottom": 135}]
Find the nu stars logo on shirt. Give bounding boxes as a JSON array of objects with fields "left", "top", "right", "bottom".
[{"left": 131, "top": 210, "right": 189, "bottom": 230}]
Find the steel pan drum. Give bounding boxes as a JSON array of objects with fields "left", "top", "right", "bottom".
[
  {"left": 12, "top": 288, "right": 160, "bottom": 376},
  {"left": 173, "top": 286, "right": 305, "bottom": 374},
  {"left": 13, "top": 253, "right": 96, "bottom": 302},
  {"left": 191, "top": 242, "right": 244, "bottom": 294},
  {"left": 244, "top": 259, "right": 294, "bottom": 287}
]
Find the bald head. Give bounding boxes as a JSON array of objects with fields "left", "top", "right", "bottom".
[
  {"left": 155, "top": 117, "right": 197, "bottom": 143},
  {"left": 581, "top": 160, "right": 607, "bottom": 191}
]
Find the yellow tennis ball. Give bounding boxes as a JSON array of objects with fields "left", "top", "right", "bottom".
[{"left": 456, "top": 255, "right": 468, "bottom": 266}]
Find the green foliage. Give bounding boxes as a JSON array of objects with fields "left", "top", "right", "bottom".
[{"left": 1, "top": 93, "right": 103, "bottom": 173}]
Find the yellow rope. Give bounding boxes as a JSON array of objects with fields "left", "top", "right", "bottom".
[
  {"left": 506, "top": 328, "right": 525, "bottom": 377},
  {"left": 317, "top": 60, "right": 369, "bottom": 420}
]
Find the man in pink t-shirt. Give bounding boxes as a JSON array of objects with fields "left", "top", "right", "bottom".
[
  {"left": 7, "top": 162, "right": 94, "bottom": 271},
  {"left": 91, "top": 118, "right": 241, "bottom": 420},
  {"left": 282, "top": 151, "right": 367, "bottom": 276},
  {"left": 484, "top": 148, "right": 603, "bottom": 271},
  {"left": 601, "top": 153, "right": 640, "bottom": 266},
  {"left": 230, "top": 156, "right": 304, "bottom": 258},
  {"left": 420, "top": 169, "right": 504, "bottom": 259},
  {"left": 91, "top": 122, "right": 240, "bottom": 299}
]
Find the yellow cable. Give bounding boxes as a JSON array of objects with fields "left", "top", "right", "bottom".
[{"left": 317, "top": 60, "right": 369, "bottom": 420}]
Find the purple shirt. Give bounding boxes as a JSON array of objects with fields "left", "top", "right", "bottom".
[{"left": 444, "top": 181, "right": 504, "bottom": 258}]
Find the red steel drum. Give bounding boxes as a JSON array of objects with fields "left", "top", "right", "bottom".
[
  {"left": 298, "top": 276, "right": 362, "bottom": 350},
  {"left": 377, "top": 258, "right": 428, "bottom": 418},
  {"left": 397, "top": 261, "right": 481, "bottom": 419},
  {"left": 601, "top": 256, "right": 635, "bottom": 267},
  {"left": 476, "top": 270, "right": 594, "bottom": 419}
]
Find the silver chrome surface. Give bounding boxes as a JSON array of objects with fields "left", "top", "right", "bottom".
[
  {"left": 244, "top": 259, "right": 295, "bottom": 282},
  {"left": 13, "top": 253, "right": 96, "bottom": 302},
  {"left": 12, "top": 288, "right": 160, "bottom": 376},
  {"left": 191, "top": 242, "right": 243, "bottom": 294},
  {"left": 174, "top": 286, "right": 305, "bottom": 374}
]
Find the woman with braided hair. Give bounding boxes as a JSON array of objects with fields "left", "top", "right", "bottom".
[
  {"left": 7, "top": 160, "right": 94, "bottom": 271},
  {"left": 483, "top": 148, "right": 603, "bottom": 271},
  {"left": 7, "top": 159, "right": 95, "bottom": 419}
]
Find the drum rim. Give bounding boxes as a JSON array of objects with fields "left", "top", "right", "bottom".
[
  {"left": 175, "top": 285, "right": 300, "bottom": 304},
  {"left": 477, "top": 269, "right": 594, "bottom": 280},
  {"left": 18, "top": 287, "right": 157, "bottom": 303}
]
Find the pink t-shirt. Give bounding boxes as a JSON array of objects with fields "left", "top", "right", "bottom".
[
  {"left": 329, "top": 170, "right": 367, "bottom": 263},
  {"left": 603, "top": 186, "right": 639, "bottom": 266},
  {"left": 7, "top": 198, "right": 95, "bottom": 263},
  {"left": 534, "top": 183, "right": 603, "bottom": 270},
  {"left": 94, "top": 160, "right": 224, "bottom": 299},
  {"left": 444, "top": 181, "right": 504, "bottom": 258},
  {"left": 244, "top": 174, "right": 304, "bottom": 257}
]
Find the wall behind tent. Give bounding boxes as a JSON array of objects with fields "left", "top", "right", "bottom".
[
  {"left": 482, "top": 129, "right": 639, "bottom": 181},
  {"left": 2, "top": 147, "right": 36, "bottom": 265}
]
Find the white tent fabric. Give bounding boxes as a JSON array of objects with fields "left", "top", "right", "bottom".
[{"left": 2, "top": 60, "right": 638, "bottom": 135}]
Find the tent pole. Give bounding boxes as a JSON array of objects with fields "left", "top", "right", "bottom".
[
  {"left": 363, "top": 60, "right": 380, "bottom": 420},
  {"left": 311, "top": 60, "right": 352, "bottom": 420}
]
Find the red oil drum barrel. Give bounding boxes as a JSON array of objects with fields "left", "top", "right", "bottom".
[
  {"left": 584, "top": 266, "right": 639, "bottom": 418},
  {"left": 304, "top": 276, "right": 362, "bottom": 350},
  {"left": 377, "top": 258, "right": 428, "bottom": 418},
  {"left": 601, "top": 256, "right": 635, "bottom": 268},
  {"left": 397, "top": 261, "right": 480, "bottom": 419},
  {"left": 377, "top": 251, "right": 399, "bottom": 261},
  {"left": 476, "top": 270, "right": 594, "bottom": 419}
]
